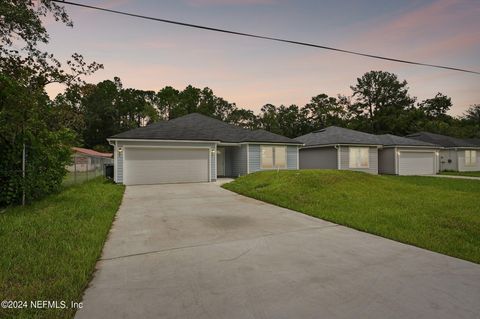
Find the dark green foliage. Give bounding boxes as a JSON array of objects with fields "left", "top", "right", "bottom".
[{"left": 0, "top": 1, "right": 102, "bottom": 206}]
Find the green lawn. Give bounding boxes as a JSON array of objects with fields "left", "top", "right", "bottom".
[
  {"left": 0, "top": 178, "right": 125, "bottom": 319},
  {"left": 439, "top": 171, "right": 480, "bottom": 178},
  {"left": 223, "top": 170, "right": 480, "bottom": 264}
]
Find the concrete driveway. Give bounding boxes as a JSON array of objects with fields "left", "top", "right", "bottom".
[{"left": 76, "top": 182, "right": 480, "bottom": 319}]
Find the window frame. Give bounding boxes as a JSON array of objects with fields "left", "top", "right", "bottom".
[
  {"left": 349, "top": 147, "right": 370, "bottom": 169},
  {"left": 465, "top": 150, "right": 477, "bottom": 166},
  {"left": 260, "top": 146, "right": 287, "bottom": 169}
]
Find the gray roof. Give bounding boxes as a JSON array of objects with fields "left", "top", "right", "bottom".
[
  {"left": 406, "top": 132, "right": 478, "bottom": 148},
  {"left": 466, "top": 138, "right": 480, "bottom": 146},
  {"left": 377, "top": 134, "right": 438, "bottom": 147},
  {"left": 110, "top": 113, "right": 301, "bottom": 144},
  {"left": 295, "top": 126, "right": 381, "bottom": 146}
]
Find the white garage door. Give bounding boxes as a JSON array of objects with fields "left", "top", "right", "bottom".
[
  {"left": 398, "top": 152, "right": 435, "bottom": 175},
  {"left": 124, "top": 148, "right": 209, "bottom": 185}
]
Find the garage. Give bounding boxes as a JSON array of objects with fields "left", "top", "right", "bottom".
[
  {"left": 398, "top": 151, "right": 436, "bottom": 175},
  {"left": 123, "top": 147, "right": 209, "bottom": 185}
]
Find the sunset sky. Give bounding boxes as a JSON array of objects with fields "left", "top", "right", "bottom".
[{"left": 43, "top": 0, "right": 480, "bottom": 116}]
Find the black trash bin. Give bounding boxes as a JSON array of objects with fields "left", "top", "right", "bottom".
[{"left": 104, "top": 164, "right": 114, "bottom": 180}]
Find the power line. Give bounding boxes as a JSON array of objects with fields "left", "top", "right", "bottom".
[{"left": 53, "top": 0, "right": 480, "bottom": 75}]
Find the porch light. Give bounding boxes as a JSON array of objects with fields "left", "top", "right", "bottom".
[{"left": 118, "top": 147, "right": 123, "bottom": 154}]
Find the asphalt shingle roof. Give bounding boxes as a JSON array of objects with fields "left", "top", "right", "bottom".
[
  {"left": 294, "top": 126, "right": 381, "bottom": 146},
  {"left": 376, "top": 134, "right": 438, "bottom": 147},
  {"left": 110, "top": 113, "right": 301, "bottom": 144},
  {"left": 406, "top": 132, "right": 478, "bottom": 148}
]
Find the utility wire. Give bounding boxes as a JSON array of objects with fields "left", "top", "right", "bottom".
[{"left": 53, "top": 0, "right": 480, "bottom": 75}]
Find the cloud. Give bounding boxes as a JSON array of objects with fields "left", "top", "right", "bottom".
[{"left": 186, "top": 0, "right": 276, "bottom": 6}]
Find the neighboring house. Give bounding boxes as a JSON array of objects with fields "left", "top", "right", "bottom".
[
  {"left": 377, "top": 134, "right": 440, "bottom": 175},
  {"left": 67, "top": 147, "right": 113, "bottom": 173},
  {"left": 107, "top": 113, "right": 301, "bottom": 185},
  {"left": 407, "top": 132, "right": 480, "bottom": 172},
  {"left": 295, "top": 126, "right": 382, "bottom": 174}
]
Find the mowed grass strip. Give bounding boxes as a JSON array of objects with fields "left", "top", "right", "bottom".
[
  {"left": 223, "top": 170, "right": 480, "bottom": 264},
  {"left": 0, "top": 178, "right": 125, "bottom": 319},
  {"left": 440, "top": 171, "right": 480, "bottom": 178}
]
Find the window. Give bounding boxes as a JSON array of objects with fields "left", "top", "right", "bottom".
[
  {"left": 349, "top": 147, "right": 369, "bottom": 168},
  {"left": 261, "top": 147, "right": 274, "bottom": 169},
  {"left": 465, "top": 150, "right": 477, "bottom": 166},
  {"left": 261, "top": 146, "right": 287, "bottom": 169},
  {"left": 274, "top": 146, "right": 287, "bottom": 169}
]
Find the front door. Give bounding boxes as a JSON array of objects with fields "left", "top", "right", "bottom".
[{"left": 217, "top": 148, "right": 225, "bottom": 176}]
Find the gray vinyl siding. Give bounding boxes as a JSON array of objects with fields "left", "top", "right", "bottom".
[
  {"left": 287, "top": 146, "right": 298, "bottom": 169},
  {"left": 299, "top": 147, "right": 337, "bottom": 169},
  {"left": 439, "top": 149, "right": 458, "bottom": 171},
  {"left": 230, "top": 145, "right": 247, "bottom": 176},
  {"left": 224, "top": 147, "right": 233, "bottom": 176},
  {"left": 249, "top": 144, "right": 261, "bottom": 172},
  {"left": 210, "top": 149, "right": 216, "bottom": 181},
  {"left": 248, "top": 144, "right": 298, "bottom": 173},
  {"left": 115, "top": 140, "right": 216, "bottom": 184},
  {"left": 116, "top": 148, "right": 124, "bottom": 183},
  {"left": 457, "top": 149, "right": 480, "bottom": 172},
  {"left": 378, "top": 148, "right": 396, "bottom": 174},
  {"left": 339, "top": 146, "right": 378, "bottom": 174}
]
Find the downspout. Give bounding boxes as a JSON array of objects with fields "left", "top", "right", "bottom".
[{"left": 335, "top": 145, "right": 341, "bottom": 169}]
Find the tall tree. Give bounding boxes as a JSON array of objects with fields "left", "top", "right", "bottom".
[
  {"left": 350, "top": 71, "right": 415, "bottom": 134},
  {"left": 464, "top": 104, "right": 480, "bottom": 125},
  {"left": 0, "top": 0, "right": 101, "bottom": 205},
  {"left": 418, "top": 93, "right": 452, "bottom": 119},
  {"left": 304, "top": 93, "right": 346, "bottom": 129}
]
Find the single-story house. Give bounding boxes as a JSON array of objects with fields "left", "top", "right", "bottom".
[
  {"left": 107, "top": 113, "right": 302, "bottom": 185},
  {"left": 295, "top": 126, "right": 382, "bottom": 174},
  {"left": 407, "top": 132, "right": 480, "bottom": 172},
  {"left": 377, "top": 134, "right": 440, "bottom": 175},
  {"left": 67, "top": 147, "right": 113, "bottom": 173}
]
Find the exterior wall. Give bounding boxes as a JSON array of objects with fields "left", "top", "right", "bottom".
[
  {"left": 439, "top": 149, "right": 458, "bottom": 171},
  {"left": 457, "top": 149, "right": 480, "bottom": 172},
  {"left": 378, "top": 148, "right": 396, "bottom": 174},
  {"left": 248, "top": 144, "right": 299, "bottom": 173},
  {"left": 339, "top": 146, "right": 378, "bottom": 174},
  {"left": 287, "top": 146, "right": 299, "bottom": 170},
  {"left": 230, "top": 145, "right": 247, "bottom": 177},
  {"left": 298, "top": 147, "right": 337, "bottom": 169},
  {"left": 115, "top": 140, "right": 216, "bottom": 184}
]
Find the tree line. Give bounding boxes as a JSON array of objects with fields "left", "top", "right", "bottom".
[
  {"left": 54, "top": 71, "right": 480, "bottom": 152},
  {"left": 1, "top": 1, "right": 479, "bottom": 206}
]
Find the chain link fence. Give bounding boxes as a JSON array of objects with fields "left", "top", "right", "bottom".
[{"left": 64, "top": 154, "right": 114, "bottom": 187}]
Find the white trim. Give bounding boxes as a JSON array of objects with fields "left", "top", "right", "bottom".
[
  {"left": 246, "top": 144, "right": 250, "bottom": 174},
  {"left": 296, "top": 146, "right": 300, "bottom": 170},
  {"left": 123, "top": 145, "right": 211, "bottom": 150},
  {"left": 302, "top": 143, "right": 382, "bottom": 150},
  {"left": 337, "top": 145, "right": 341, "bottom": 169},
  {"left": 240, "top": 142, "right": 302, "bottom": 146},
  {"left": 394, "top": 147, "right": 399, "bottom": 175},
  {"left": 382, "top": 145, "right": 440, "bottom": 149},
  {"left": 114, "top": 141, "right": 118, "bottom": 183},
  {"left": 348, "top": 146, "right": 370, "bottom": 169},
  {"left": 208, "top": 148, "right": 212, "bottom": 182},
  {"left": 108, "top": 138, "right": 303, "bottom": 146},
  {"left": 108, "top": 138, "right": 221, "bottom": 144},
  {"left": 397, "top": 149, "right": 438, "bottom": 175}
]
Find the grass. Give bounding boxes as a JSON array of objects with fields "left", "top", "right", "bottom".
[
  {"left": 0, "top": 178, "right": 125, "bottom": 319},
  {"left": 223, "top": 170, "right": 480, "bottom": 264},
  {"left": 439, "top": 171, "right": 480, "bottom": 178},
  {"left": 63, "top": 170, "right": 103, "bottom": 187}
]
